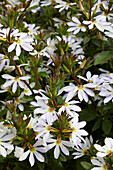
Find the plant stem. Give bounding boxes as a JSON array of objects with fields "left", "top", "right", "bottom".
[
  {"left": 10, "top": 56, "right": 36, "bottom": 99},
  {"left": 34, "top": 67, "right": 39, "bottom": 90},
  {"left": 69, "top": 69, "right": 81, "bottom": 85},
  {"left": 17, "top": 0, "right": 32, "bottom": 21}
]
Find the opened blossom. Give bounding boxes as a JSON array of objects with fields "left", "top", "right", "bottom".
[
  {"left": 19, "top": 139, "right": 46, "bottom": 166},
  {"left": 91, "top": 157, "right": 108, "bottom": 170},
  {"left": 46, "top": 134, "right": 74, "bottom": 159},
  {"left": 58, "top": 98, "right": 81, "bottom": 117},
  {"left": 58, "top": 82, "right": 96, "bottom": 102},
  {"left": 94, "top": 137, "right": 113, "bottom": 157},
  {"left": 8, "top": 33, "right": 34, "bottom": 56},
  {"left": 67, "top": 17, "right": 86, "bottom": 35},
  {"left": 69, "top": 116, "right": 88, "bottom": 146},
  {"left": 55, "top": 0, "right": 76, "bottom": 12},
  {"left": 2, "top": 74, "right": 31, "bottom": 93}
]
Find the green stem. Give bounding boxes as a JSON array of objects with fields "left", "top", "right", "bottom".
[{"left": 10, "top": 56, "right": 36, "bottom": 99}]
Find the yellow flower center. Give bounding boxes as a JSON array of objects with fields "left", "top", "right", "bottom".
[
  {"left": 30, "top": 146, "right": 36, "bottom": 153},
  {"left": 24, "top": 89, "right": 29, "bottom": 93},
  {"left": 17, "top": 39, "right": 21, "bottom": 45},
  {"left": 82, "top": 149, "right": 87, "bottom": 155},
  {"left": 14, "top": 77, "right": 19, "bottom": 82},
  {"left": 78, "top": 85, "right": 83, "bottom": 90}
]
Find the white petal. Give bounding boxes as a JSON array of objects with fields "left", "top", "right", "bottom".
[
  {"left": 21, "top": 43, "right": 33, "bottom": 51},
  {"left": 2, "top": 74, "right": 14, "bottom": 79},
  {"left": 67, "top": 27, "right": 77, "bottom": 32},
  {"left": 1, "top": 142, "right": 14, "bottom": 150},
  {"left": 16, "top": 44, "right": 21, "bottom": 56},
  {"left": 18, "top": 104, "right": 24, "bottom": 111},
  {"left": 54, "top": 145, "right": 60, "bottom": 159},
  {"left": 8, "top": 42, "right": 16, "bottom": 52},
  {"left": 78, "top": 90, "right": 83, "bottom": 101},
  {"left": 82, "top": 90, "right": 88, "bottom": 102},
  {"left": 34, "top": 151, "right": 44, "bottom": 162},
  {"left": 20, "top": 76, "right": 31, "bottom": 80},
  {"left": 19, "top": 150, "right": 30, "bottom": 161},
  {"left": 72, "top": 17, "right": 80, "bottom": 24},
  {"left": 2, "top": 80, "right": 14, "bottom": 88},
  {"left": 60, "top": 144, "right": 69, "bottom": 156},
  {"left": 69, "top": 105, "right": 81, "bottom": 112},
  {"left": 29, "top": 152, "right": 35, "bottom": 167},
  {"left": 73, "top": 28, "right": 80, "bottom": 34},
  {"left": 94, "top": 144, "right": 104, "bottom": 152},
  {"left": 105, "top": 137, "right": 113, "bottom": 150},
  {"left": 18, "top": 80, "right": 24, "bottom": 89},
  {"left": 84, "top": 88, "right": 95, "bottom": 97},
  {"left": 91, "top": 158, "right": 102, "bottom": 166},
  {"left": 0, "top": 145, "right": 7, "bottom": 157},
  {"left": 104, "top": 96, "right": 112, "bottom": 103},
  {"left": 12, "top": 82, "right": 17, "bottom": 93}
]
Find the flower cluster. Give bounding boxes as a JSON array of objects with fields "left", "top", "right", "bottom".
[{"left": 0, "top": 0, "right": 113, "bottom": 169}]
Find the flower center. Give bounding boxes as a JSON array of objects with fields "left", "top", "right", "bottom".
[{"left": 14, "top": 77, "right": 19, "bottom": 82}]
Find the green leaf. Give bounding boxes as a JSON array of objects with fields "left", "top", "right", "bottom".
[
  {"left": 38, "top": 72, "right": 49, "bottom": 77},
  {"left": 0, "top": 15, "right": 8, "bottom": 25},
  {"left": 59, "top": 153, "right": 67, "bottom": 162},
  {"left": 80, "top": 109, "right": 96, "bottom": 122},
  {"left": 27, "top": 5, "right": 39, "bottom": 12},
  {"left": 81, "top": 161, "right": 94, "bottom": 170},
  {"left": 94, "top": 51, "right": 113, "bottom": 65},
  {"left": 0, "top": 109, "right": 7, "bottom": 116},
  {"left": 21, "top": 96, "right": 34, "bottom": 101},
  {"left": 92, "top": 119, "right": 101, "bottom": 131},
  {"left": 83, "top": 36, "right": 90, "bottom": 45},
  {"left": 13, "top": 165, "right": 22, "bottom": 170},
  {"left": 102, "top": 119, "right": 112, "bottom": 134}
]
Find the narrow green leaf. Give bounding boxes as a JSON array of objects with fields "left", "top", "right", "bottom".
[
  {"left": 83, "top": 36, "right": 90, "bottom": 45},
  {"left": 92, "top": 119, "right": 101, "bottom": 131},
  {"left": 94, "top": 51, "right": 113, "bottom": 65},
  {"left": 102, "top": 119, "right": 112, "bottom": 134},
  {"left": 21, "top": 96, "right": 34, "bottom": 101},
  {"left": 38, "top": 72, "right": 49, "bottom": 77},
  {"left": 81, "top": 161, "right": 94, "bottom": 170}
]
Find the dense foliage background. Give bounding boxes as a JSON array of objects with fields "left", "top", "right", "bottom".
[{"left": 0, "top": 0, "right": 113, "bottom": 169}]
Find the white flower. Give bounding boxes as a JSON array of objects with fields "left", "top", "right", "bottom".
[
  {"left": 14, "top": 146, "right": 24, "bottom": 158},
  {"left": 31, "top": 100, "right": 57, "bottom": 124},
  {"left": 55, "top": 0, "right": 76, "bottom": 12},
  {"left": 41, "top": 0, "right": 53, "bottom": 6},
  {"left": 28, "top": 0, "right": 40, "bottom": 13},
  {"left": 2, "top": 74, "right": 31, "bottom": 93},
  {"left": 99, "top": 85, "right": 113, "bottom": 103},
  {"left": 7, "top": 0, "right": 21, "bottom": 6},
  {"left": 22, "top": 82, "right": 35, "bottom": 96},
  {"left": 46, "top": 135, "right": 74, "bottom": 159},
  {"left": 0, "top": 123, "right": 14, "bottom": 157},
  {"left": 83, "top": 16, "right": 111, "bottom": 32},
  {"left": 58, "top": 82, "right": 96, "bottom": 103},
  {"left": 91, "top": 157, "right": 108, "bottom": 170},
  {"left": 24, "top": 23, "right": 39, "bottom": 36},
  {"left": 8, "top": 33, "right": 34, "bottom": 56},
  {"left": 73, "top": 136, "right": 93, "bottom": 159},
  {"left": 77, "top": 71, "right": 98, "bottom": 83},
  {"left": 94, "top": 137, "right": 113, "bottom": 157},
  {"left": 0, "top": 54, "right": 10, "bottom": 71},
  {"left": 34, "top": 118, "right": 53, "bottom": 144},
  {"left": 19, "top": 139, "right": 46, "bottom": 166},
  {"left": 14, "top": 93, "right": 26, "bottom": 111},
  {"left": 26, "top": 116, "right": 39, "bottom": 130},
  {"left": 58, "top": 98, "right": 81, "bottom": 117},
  {"left": 69, "top": 116, "right": 88, "bottom": 146},
  {"left": 67, "top": 17, "right": 86, "bottom": 34}
]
